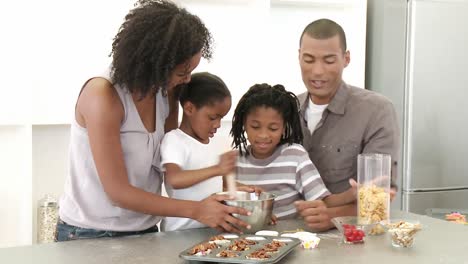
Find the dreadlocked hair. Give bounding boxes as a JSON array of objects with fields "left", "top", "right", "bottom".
[
  {"left": 110, "top": 0, "right": 213, "bottom": 99},
  {"left": 231, "top": 83, "right": 303, "bottom": 156}
]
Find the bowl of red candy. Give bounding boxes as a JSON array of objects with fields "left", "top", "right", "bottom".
[{"left": 331, "top": 216, "right": 374, "bottom": 244}]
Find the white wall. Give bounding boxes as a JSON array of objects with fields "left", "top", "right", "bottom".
[
  {"left": 3, "top": 0, "right": 367, "bottom": 125},
  {"left": 176, "top": 0, "right": 367, "bottom": 120},
  {"left": 31, "top": 125, "right": 71, "bottom": 244},
  {"left": 0, "top": 0, "right": 367, "bottom": 247},
  {"left": 0, "top": 126, "right": 32, "bottom": 248}
]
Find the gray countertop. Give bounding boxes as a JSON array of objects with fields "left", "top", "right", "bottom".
[{"left": 1, "top": 211, "right": 468, "bottom": 264}]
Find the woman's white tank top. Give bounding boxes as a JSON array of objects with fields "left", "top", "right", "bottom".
[{"left": 59, "top": 69, "right": 169, "bottom": 231}]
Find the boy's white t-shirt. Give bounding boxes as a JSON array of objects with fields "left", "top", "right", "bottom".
[
  {"left": 305, "top": 96, "right": 328, "bottom": 133},
  {"left": 160, "top": 128, "right": 223, "bottom": 231}
]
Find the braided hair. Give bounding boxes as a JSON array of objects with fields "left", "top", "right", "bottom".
[
  {"left": 231, "top": 83, "right": 303, "bottom": 156},
  {"left": 110, "top": 0, "right": 213, "bottom": 98}
]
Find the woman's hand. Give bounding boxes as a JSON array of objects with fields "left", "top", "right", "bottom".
[{"left": 194, "top": 194, "right": 251, "bottom": 233}]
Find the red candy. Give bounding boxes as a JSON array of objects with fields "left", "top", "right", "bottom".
[{"left": 343, "top": 225, "right": 365, "bottom": 243}]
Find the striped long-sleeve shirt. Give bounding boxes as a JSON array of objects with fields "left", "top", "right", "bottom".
[{"left": 236, "top": 143, "right": 331, "bottom": 219}]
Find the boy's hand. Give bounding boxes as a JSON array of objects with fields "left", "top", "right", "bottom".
[
  {"left": 217, "top": 150, "right": 237, "bottom": 175},
  {"left": 195, "top": 194, "right": 251, "bottom": 233},
  {"left": 294, "top": 200, "right": 333, "bottom": 232}
]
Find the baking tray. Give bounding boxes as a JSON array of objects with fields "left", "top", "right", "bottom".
[{"left": 179, "top": 234, "right": 301, "bottom": 264}]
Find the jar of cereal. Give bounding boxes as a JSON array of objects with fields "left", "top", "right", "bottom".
[
  {"left": 357, "top": 153, "right": 391, "bottom": 235},
  {"left": 37, "top": 194, "right": 59, "bottom": 243}
]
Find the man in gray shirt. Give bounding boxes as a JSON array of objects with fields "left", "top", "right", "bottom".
[{"left": 294, "top": 18, "right": 399, "bottom": 231}]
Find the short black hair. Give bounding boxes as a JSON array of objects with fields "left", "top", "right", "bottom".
[
  {"left": 300, "top": 18, "right": 347, "bottom": 52},
  {"left": 231, "top": 83, "right": 303, "bottom": 156},
  {"left": 110, "top": 0, "right": 213, "bottom": 98},
  {"left": 178, "top": 72, "right": 230, "bottom": 108}
]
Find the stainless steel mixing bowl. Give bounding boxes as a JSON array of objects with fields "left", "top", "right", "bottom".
[{"left": 219, "top": 191, "right": 276, "bottom": 233}]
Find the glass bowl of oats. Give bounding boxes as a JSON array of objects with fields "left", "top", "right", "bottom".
[{"left": 381, "top": 219, "right": 422, "bottom": 248}]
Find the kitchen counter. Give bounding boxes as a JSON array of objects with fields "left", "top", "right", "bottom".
[{"left": 1, "top": 211, "right": 467, "bottom": 263}]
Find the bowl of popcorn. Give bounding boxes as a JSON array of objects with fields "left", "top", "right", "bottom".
[
  {"left": 331, "top": 216, "right": 375, "bottom": 244},
  {"left": 357, "top": 184, "right": 390, "bottom": 236},
  {"left": 382, "top": 219, "right": 422, "bottom": 248}
]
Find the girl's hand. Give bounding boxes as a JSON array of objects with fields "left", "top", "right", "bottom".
[
  {"left": 237, "top": 185, "right": 264, "bottom": 195},
  {"left": 217, "top": 150, "right": 237, "bottom": 175},
  {"left": 195, "top": 194, "right": 251, "bottom": 233},
  {"left": 295, "top": 200, "right": 333, "bottom": 231}
]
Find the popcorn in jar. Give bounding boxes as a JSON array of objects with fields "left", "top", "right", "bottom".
[
  {"left": 356, "top": 153, "right": 391, "bottom": 235},
  {"left": 37, "top": 194, "right": 59, "bottom": 243}
]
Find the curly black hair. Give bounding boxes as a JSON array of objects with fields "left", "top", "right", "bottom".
[
  {"left": 230, "top": 83, "right": 303, "bottom": 156},
  {"left": 178, "top": 72, "right": 230, "bottom": 108},
  {"left": 110, "top": 0, "right": 213, "bottom": 98}
]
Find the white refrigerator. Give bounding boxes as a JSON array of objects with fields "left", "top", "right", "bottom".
[{"left": 366, "top": 0, "right": 468, "bottom": 215}]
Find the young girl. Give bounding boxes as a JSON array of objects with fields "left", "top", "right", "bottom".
[
  {"left": 160, "top": 72, "right": 241, "bottom": 231},
  {"left": 231, "top": 83, "right": 356, "bottom": 220}
]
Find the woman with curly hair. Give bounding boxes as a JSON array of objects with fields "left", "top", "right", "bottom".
[{"left": 56, "top": 0, "right": 250, "bottom": 241}]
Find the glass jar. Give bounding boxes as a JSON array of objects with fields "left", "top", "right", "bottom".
[
  {"left": 357, "top": 153, "right": 391, "bottom": 234},
  {"left": 37, "top": 194, "right": 59, "bottom": 243}
]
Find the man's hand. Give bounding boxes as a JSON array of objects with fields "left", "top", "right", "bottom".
[
  {"left": 390, "top": 187, "right": 397, "bottom": 201},
  {"left": 195, "top": 194, "right": 251, "bottom": 233},
  {"left": 294, "top": 200, "right": 334, "bottom": 232},
  {"left": 349, "top": 178, "right": 358, "bottom": 198}
]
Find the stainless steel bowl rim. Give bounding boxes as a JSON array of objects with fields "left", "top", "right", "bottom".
[{"left": 217, "top": 191, "right": 277, "bottom": 201}]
